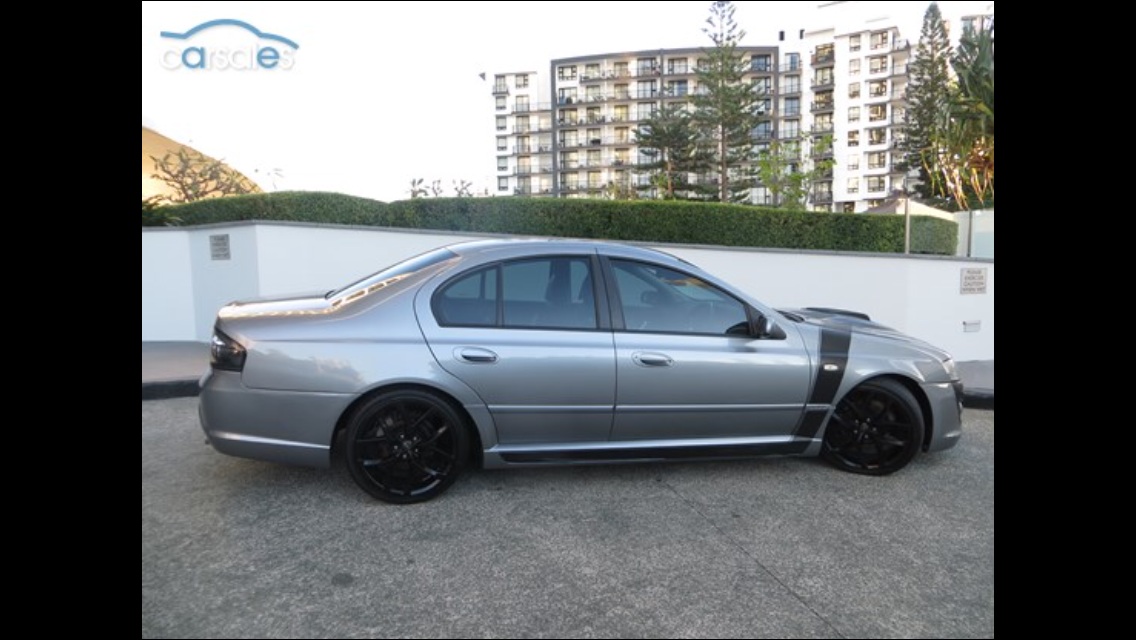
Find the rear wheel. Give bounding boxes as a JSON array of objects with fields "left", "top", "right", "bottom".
[
  {"left": 345, "top": 390, "right": 469, "bottom": 503},
  {"left": 821, "top": 378, "right": 924, "bottom": 475}
]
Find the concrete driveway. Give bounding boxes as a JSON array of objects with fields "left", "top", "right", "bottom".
[{"left": 142, "top": 398, "right": 994, "bottom": 638}]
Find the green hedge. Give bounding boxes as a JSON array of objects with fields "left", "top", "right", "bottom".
[
  {"left": 163, "top": 191, "right": 387, "bottom": 226},
  {"left": 159, "top": 192, "right": 957, "bottom": 255}
]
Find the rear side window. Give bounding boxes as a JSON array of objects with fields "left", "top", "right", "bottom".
[{"left": 434, "top": 257, "right": 597, "bottom": 330}]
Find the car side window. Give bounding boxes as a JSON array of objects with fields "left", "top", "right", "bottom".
[
  {"left": 611, "top": 260, "right": 747, "bottom": 335},
  {"left": 434, "top": 266, "right": 498, "bottom": 326},
  {"left": 502, "top": 258, "right": 596, "bottom": 329},
  {"left": 434, "top": 257, "right": 597, "bottom": 330}
]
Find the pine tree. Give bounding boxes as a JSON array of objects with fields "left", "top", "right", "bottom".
[
  {"left": 904, "top": 2, "right": 953, "bottom": 199},
  {"left": 692, "top": 1, "right": 760, "bottom": 203},
  {"left": 635, "top": 103, "right": 709, "bottom": 199}
]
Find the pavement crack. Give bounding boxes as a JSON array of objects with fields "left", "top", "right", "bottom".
[{"left": 661, "top": 479, "right": 845, "bottom": 639}]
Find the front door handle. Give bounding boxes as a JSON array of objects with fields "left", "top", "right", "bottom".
[
  {"left": 632, "top": 351, "right": 673, "bottom": 367},
  {"left": 456, "top": 347, "right": 498, "bottom": 364}
]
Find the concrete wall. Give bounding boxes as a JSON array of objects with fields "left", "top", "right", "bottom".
[{"left": 141, "top": 222, "right": 994, "bottom": 361}]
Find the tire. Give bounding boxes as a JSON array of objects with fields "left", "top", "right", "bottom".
[
  {"left": 344, "top": 389, "right": 470, "bottom": 503},
  {"left": 820, "top": 378, "right": 924, "bottom": 476}
]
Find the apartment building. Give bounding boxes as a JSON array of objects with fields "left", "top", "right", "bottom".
[{"left": 492, "top": 7, "right": 989, "bottom": 211}]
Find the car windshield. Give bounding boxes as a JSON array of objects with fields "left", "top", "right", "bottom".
[{"left": 326, "top": 248, "right": 458, "bottom": 301}]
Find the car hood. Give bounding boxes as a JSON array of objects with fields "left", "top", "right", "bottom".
[{"left": 777, "top": 307, "right": 951, "bottom": 361}]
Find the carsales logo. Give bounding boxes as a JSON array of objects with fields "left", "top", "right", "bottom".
[{"left": 160, "top": 19, "right": 298, "bottom": 71}]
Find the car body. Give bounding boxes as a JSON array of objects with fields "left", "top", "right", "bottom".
[{"left": 199, "top": 239, "right": 963, "bottom": 502}]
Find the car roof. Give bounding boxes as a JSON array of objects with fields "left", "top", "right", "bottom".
[{"left": 444, "top": 238, "right": 690, "bottom": 266}]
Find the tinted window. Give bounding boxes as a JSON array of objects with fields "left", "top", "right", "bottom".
[
  {"left": 434, "top": 257, "right": 597, "bottom": 330},
  {"left": 434, "top": 267, "right": 498, "bottom": 327},
  {"left": 611, "top": 260, "right": 747, "bottom": 335}
]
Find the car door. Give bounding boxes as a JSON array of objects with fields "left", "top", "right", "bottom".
[
  {"left": 606, "top": 258, "right": 810, "bottom": 441},
  {"left": 418, "top": 254, "right": 615, "bottom": 444}
]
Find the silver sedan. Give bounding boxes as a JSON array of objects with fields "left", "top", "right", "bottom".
[{"left": 199, "top": 239, "right": 963, "bottom": 503}]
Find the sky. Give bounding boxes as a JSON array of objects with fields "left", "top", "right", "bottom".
[{"left": 141, "top": 1, "right": 992, "bottom": 202}]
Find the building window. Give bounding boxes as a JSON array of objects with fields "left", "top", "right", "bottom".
[
  {"left": 815, "top": 43, "right": 834, "bottom": 62},
  {"left": 848, "top": 106, "right": 860, "bottom": 122},
  {"left": 561, "top": 150, "right": 579, "bottom": 169},
  {"left": 557, "top": 65, "right": 577, "bottom": 81},
  {"left": 587, "top": 130, "right": 602, "bottom": 147},
  {"left": 615, "top": 127, "right": 630, "bottom": 144},
  {"left": 515, "top": 95, "right": 530, "bottom": 112},
  {"left": 666, "top": 80, "right": 688, "bottom": 97},
  {"left": 586, "top": 106, "right": 601, "bottom": 123},
  {"left": 814, "top": 113, "right": 833, "bottom": 133},
  {"left": 614, "top": 148, "right": 630, "bottom": 165},
  {"left": 560, "top": 129, "right": 578, "bottom": 147},
  {"left": 637, "top": 57, "right": 657, "bottom": 75},
  {"left": 585, "top": 85, "right": 601, "bottom": 102},
  {"left": 559, "top": 108, "right": 578, "bottom": 125},
  {"left": 784, "top": 97, "right": 800, "bottom": 117},
  {"left": 849, "top": 59, "right": 860, "bottom": 76},
  {"left": 636, "top": 102, "right": 656, "bottom": 120},
  {"left": 495, "top": 95, "right": 506, "bottom": 111},
  {"left": 517, "top": 156, "right": 532, "bottom": 174},
  {"left": 782, "top": 76, "right": 800, "bottom": 94},
  {"left": 812, "top": 69, "right": 832, "bottom": 87},
  {"left": 756, "top": 98, "right": 771, "bottom": 116},
  {"left": 498, "top": 177, "right": 508, "bottom": 191},
  {"left": 668, "top": 58, "right": 688, "bottom": 74},
  {"left": 782, "top": 121, "right": 799, "bottom": 139},
  {"left": 842, "top": 202, "right": 855, "bottom": 213},
  {"left": 614, "top": 83, "right": 630, "bottom": 100},
  {"left": 637, "top": 80, "right": 657, "bottom": 98},
  {"left": 516, "top": 136, "right": 531, "bottom": 154},
  {"left": 515, "top": 74, "right": 528, "bottom": 88},
  {"left": 496, "top": 116, "right": 507, "bottom": 131},
  {"left": 584, "top": 63, "right": 601, "bottom": 80},
  {"left": 586, "top": 149, "right": 601, "bottom": 167},
  {"left": 493, "top": 75, "right": 507, "bottom": 92},
  {"left": 870, "top": 31, "right": 889, "bottom": 50},
  {"left": 849, "top": 82, "right": 861, "bottom": 99},
  {"left": 751, "top": 54, "right": 771, "bottom": 72},
  {"left": 867, "top": 128, "right": 886, "bottom": 145},
  {"left": 754, "top": 122, "right": 773, "bottom": 140},
  {"left": 614, "top": 61, "right": 629, "bottom": 77},
  {"left": 516, "top": 115, "right": 530, "bottom": 133},
  {"left": 849, "top": 34, "right": 861, "bottom": 51},
  {"left": 496, "top": 136, "right": 507, "bottom": 151},
  {"left": 868, "top": 104, "right": 886, "bottom": 122},
  {"left": 613, "top": 105, "right": 629, "bottom": 122},
  {"left": 497, "top": 157, "right": 508, "bottom": 171},
  {"left": 847, "top": 154, "right": 859, "bottom": 170},
  {"left": 869, "top": 56, "right": 888, "bottom": 74},
  {"left": 558, "top": 87, "right": 577, "bottom": 105},
  {"left": 868, "top": 151, "right": 887, "bottom": 169},
  {"left": 753, "top": 77, "right": 772, "bottom": 94},
  {"left": 868, "top": 81, "right": 887, "bottom": 98},
  {"left": 848, "top": 130, "right": 860, "bottom": 147},
  {"left": 867, "top": 176, "right": 886, "bottom": 192}
]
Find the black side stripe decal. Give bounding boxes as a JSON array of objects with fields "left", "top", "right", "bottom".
[
  {"left": 794, "top": 328, "right": 851, "bottom": 439},
  {"left": 811, "top": 328, "right": 851, "bottom": 405}
]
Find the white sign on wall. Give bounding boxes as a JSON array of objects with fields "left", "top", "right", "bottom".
[{"left": 960, "top": 267, "right": 987, "bottom": 294}]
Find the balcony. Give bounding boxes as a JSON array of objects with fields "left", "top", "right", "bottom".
[
  {"left": 492, "top": 84, "right": 508, "bottom": 95},
  {"left": 514, "top": 186, "right": 531, "bottom": 195},
  {"left": 892, "top": 39, "right": 911, "bottom": 52},
  {"left": 889, "top": 89, "right": 907, "bottom": 102},
  {"left": 753, "top": 130, "right": 774, "bottom": 141},
  {"left": 781, "top": 84, "right": 801, "bottom": 96},
  {"left": 811, "top": 50, "right": 835, "bottom": 67},
  {"left": 782, "top": 108, "right": 801, "bottom": 118},
  {"left": 812, "top": 190, "right": 834, "bottom": 204},
  {"left": 811, "top": 167, "right": 834, "bottom": 180},
  {"left": 779, "top": 61, "right": 802, "bottom": 73},
  {"left": 810, "top": 77, "right": 835, "bottom": 91},
  {"left": 753, "top": 85, "right": 774, "bottom": 97},
  {"left": 810, "top": 101, "right": 835, "bottom": 114},
  {"left": 514, "top": 102, "right": 552, "bottom": 114},
  {"left": 889, "top": 64, "right": 908, "bottom": 77}
]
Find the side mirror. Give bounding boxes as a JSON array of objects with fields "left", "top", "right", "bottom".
[{"left": 749, "top": 311, "right": 786, "bottom": 339}]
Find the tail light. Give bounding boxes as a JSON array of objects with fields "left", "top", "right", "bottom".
[{"left": 210, "top": 328, "right": 247, "bottom": 372}]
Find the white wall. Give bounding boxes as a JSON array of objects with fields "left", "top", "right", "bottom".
[
  {"left": 141, "top": 230, "right": 195, "bottom": 341},
  {"left": 141, "top": 223, "right": 994, "bottom": 361}
]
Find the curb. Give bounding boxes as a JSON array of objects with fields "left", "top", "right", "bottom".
[
  {"left": 961, "top": 389, "right": 994, "bottom": 411},
  {"left": 142, "top": 380, "right": 200, "bottom": 401}
]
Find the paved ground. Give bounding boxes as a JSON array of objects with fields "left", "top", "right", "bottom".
[
  {"left": 141, "top": 341, "right": 993, "bottom": 407},
  {"left": 142, "top": 398, "right": 994, "bottom": 639}
]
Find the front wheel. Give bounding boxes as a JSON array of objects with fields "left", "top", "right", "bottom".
[
  {"left": 821, "top": 378, "right": 924, "bottom": 475},
  {"left": 345, "top": 389, "right": 470, "bottom": 503}
]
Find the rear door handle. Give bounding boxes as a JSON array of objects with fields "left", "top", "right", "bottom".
[
  {"left": 632, "top": 351, "right": 673, "bottom": 367},
  {"left": 456, "top": 347, "right": 498, "bottom": 364}
]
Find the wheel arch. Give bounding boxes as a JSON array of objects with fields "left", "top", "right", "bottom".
[
  {"left": 839, "top": 373, "right": 934, "bottom": 452},
  {"left": 331, "top": 383, "right": 485, "bottom": 469}
]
